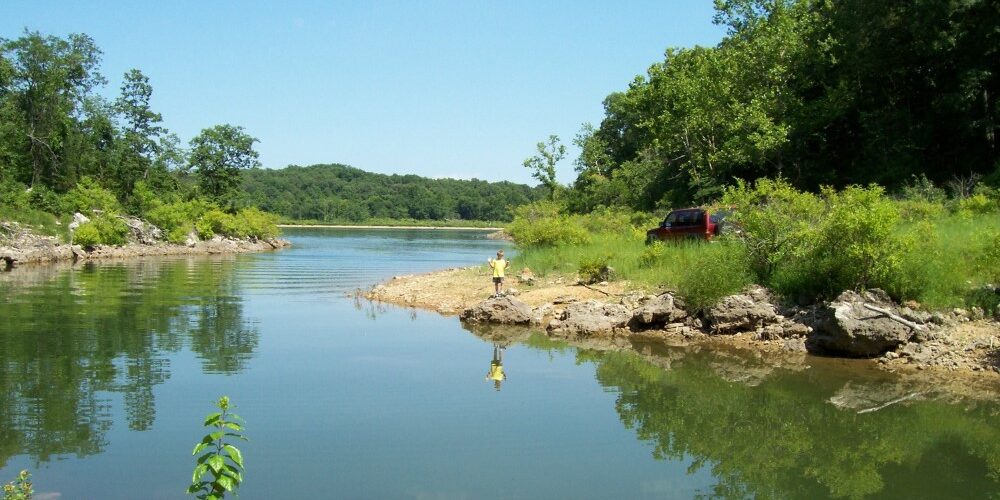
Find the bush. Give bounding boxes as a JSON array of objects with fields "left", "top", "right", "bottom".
[
  {"left": 507, "top": 201, "right": 590, "bottom": 247},
  {"left": 638, "top": 241, "right": 666, "bottom": 268},
  {"left": 675, "top": 243, "right": 754, "bottom": 313},
  {"left": 26, "top": 185, "right": 61, "bottom": 213},
  {"left": 812, "top": 185, "right": 908, "bottom": 294},
  {"left": 958, "top": 193, "right": 997, "bottom": 215},
  {"left": 62, "top": 177, "right": 120, "bottom": 215},
  {"left": 73, "top": 214, "right": 129, "bottom": 247},
  {"left": 895, "top": 199, "right": 946, "bottom": 222},
  {"left": 233, "top": 207, "right": 279, "bottom": 240},
  {"left": 147, "top": 200, "right": 215, "bottom": 241},
  {"left": 720, "top": 178, "right": 824, "bottom": 281},
  {"left": 578, "top": 254, "right": 613, "bottom": 283}
]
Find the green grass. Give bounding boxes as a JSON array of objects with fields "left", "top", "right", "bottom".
[
  {"left": 895, "top": 211, "right": 1000, "bottom": 311},
  {"left": 0, "top": 205, "right": 71, "bottom": 242},
  {"left": 512, "top": 207, "right": 1000, "bottom": 314},
  {"left": 513, "top": 229, "right": 754, "bottom": 311}
]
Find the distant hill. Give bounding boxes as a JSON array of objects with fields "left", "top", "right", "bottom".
[{"left": 240, "top": 163, "right": 543, "bottom": 222}]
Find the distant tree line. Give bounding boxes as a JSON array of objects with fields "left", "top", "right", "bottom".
[
  {"left": 240, "top": 163, "right": 544, "bottom": 222},
  {"left": 564, "top": 0, "right": 1000, "bottom": 211}
]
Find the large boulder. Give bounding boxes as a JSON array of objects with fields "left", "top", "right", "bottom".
[
  {"left": 704, "top": 285, "right": 781, "bottom": 335},
  {"left": 811, "top": 289, "right": 916, "bottom": 357},
  {"left": 460, "top": 296, "right": 533, "bottom": 325},
  {"left": 630, "top": 293, "right": 688, "bottom": 329},
  {"left": 547, "top": 300, "right": 631, "bottom": 338},
  {"left": 119, "top": 216, "right": 163, "bottom": 245}
]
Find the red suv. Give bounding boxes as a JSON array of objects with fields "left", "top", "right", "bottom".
[{"left": 646, "top": 208, "right": 730, "bottom": 243}]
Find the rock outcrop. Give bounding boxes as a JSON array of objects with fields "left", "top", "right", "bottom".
[
  {"left": 629, "top": 293, "right": 688, "bottom": 329},
  {"left": 460, "top": 296, "right": 533, "bottom": 325},
  {"left": 547, "top": 300, "right": 631, "bottom": 338},
  {"left": 812, "top": 289, "right": 923, "bottom": 357},
  {"left": 704, "top": 285, "right": 781, "bottom": 334}
]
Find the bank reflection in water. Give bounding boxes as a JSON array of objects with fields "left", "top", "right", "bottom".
[
  {"left": 0, "top": 257, "right": 259, "bottom": 468},
  {"left": 458, "top": 320, "right": 1000, "bottom": 499}
]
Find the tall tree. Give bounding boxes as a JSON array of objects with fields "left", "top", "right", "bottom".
[
  {"left": 114, "top": 68, "right": 165, "bottom": 201},
  {"left": 523, "top": 134, "right": 566, "bottom": 201},
  {"left": 189, "top": 124, "right": 260, "bottom": 210},
  {"left": 0, "top": 31, "right": 105, "bottom": 190}
]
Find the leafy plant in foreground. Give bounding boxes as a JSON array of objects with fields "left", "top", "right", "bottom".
[
  {"left": 3, "top": 470, "right": 32, "bottom": 500},
  {"left": 189, "top": 396, "right": 246, "bottom": 499}
]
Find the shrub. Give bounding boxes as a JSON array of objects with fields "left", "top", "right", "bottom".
[
  {"left": 811, "top": 185, "right": 908, "bottom": 294},
  {"left": 578, "top": 254, "right": 613, "bottom": 283},
  {"left": 147, "top": 200, "right": 215, "bottom": 240},
  {"left": 0, "top": 179, "right": 29, "bottom": 208},
  {"left": 72, "top": 223, "right": 102, "bottom": 248},
  {"left": 507, "top": 201, "right": 590, "bottom": 247},
  {"left": 720, "top": 178, "right": 824, "bottom": 281},
  {"left": 195, "top": 209, "right": 235, "bottom": 240},
  {"left": 62, "top": 177, "right": 120, "bottom": 215},
  {"left": 676, "top": 243, "right": 754, "bottom": 313},
  {"left": 958, "top": 193, "right": 997, "bottom": 215},
  {"left": 26, "top": 185, "right": 61, "bottom": 213},
  {"left": 73, "top": 214, "right": 129, "bottom": 247},
  {"left": 638, "top": 241, "right": 666, "bottom": 268},
  {"left": 233, "top": 207, "right": 279, "bottom": 240},
  {"left": 895, "top": 199, "right": 946, "bottom": 222},
  {"left": 900, "top": 173, "right": 946, "bottom": 203}
]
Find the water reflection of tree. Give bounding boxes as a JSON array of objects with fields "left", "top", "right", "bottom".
[
  {"left": 573, "top": 348, "right": 1000, "bottom": 499},
  {"left": 0, "top": 257, "right": 259, "bottom": 467}
]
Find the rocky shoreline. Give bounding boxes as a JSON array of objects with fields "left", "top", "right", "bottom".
[
  {"left": 366, "top": 266, "right": 1000, "bottom": 388},
  {"left": 1, "top": 219, "right": 290, "bottom": 270}
]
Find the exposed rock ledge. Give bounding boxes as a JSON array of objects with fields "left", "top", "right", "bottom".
[
  {"left": 1, "top": 220, "right": 289, "bottom": 269},
  {"left": 366, "top": 267, "right": 1000, "bottom": 382}
]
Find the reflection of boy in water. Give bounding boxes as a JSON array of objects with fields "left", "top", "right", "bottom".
[{"left": 486, "top": 343, "right": 506, "bottom": 391}]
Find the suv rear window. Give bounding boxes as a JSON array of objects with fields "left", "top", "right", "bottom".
[{"left": 666, "top": 210, "right": 704, "bottom": 226}]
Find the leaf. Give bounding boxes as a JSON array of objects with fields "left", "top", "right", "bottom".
[
  {"left": 217, "top": 475, "right": 236, "bottom": 492},
  {"left": 223, "top": 444, "right": 244, "bottom": 468},
  {"left": 192, "top": 442, "right": 210, "bottom": 455},
  {"left": 207, "top": 454, "right": 225, "bottom": 473},
  {"left": 203, "top": 412, "right": 222, "bottom": 426},
  {"left": 208, "top": 431, "right": 224, "bottom": 442},
  {"left": 223, "top": 421, "right": 242, "bottom": 431},
  {"left": 191, "top": 464, "right": 208, "bottom": 484},
  {"left": 196, "top": 452, "right": 214, "bottom": 465}
]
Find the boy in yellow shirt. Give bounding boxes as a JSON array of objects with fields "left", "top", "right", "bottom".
[{"left": 487, "top": 249, "right": 508, "bottom": 298}]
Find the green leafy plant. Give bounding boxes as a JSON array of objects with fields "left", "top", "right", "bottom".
[
  {"left": 61, "top": 176, "right": 121, "bottom": 215},
  {"left": 73, "top": 214, "right": 129, "bottom": 247},
  {"left": 578, "top": 254, "right": 613, "bottom": 284},
  {"left": 3, "top": 470, "right": 32, "bottom": 500},
  {"left": 189, "top": 396, "right": 246, "bottom": 500}
]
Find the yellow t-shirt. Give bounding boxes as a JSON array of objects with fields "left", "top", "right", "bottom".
[
  {"left": 488, "top": 362, "right": 505, "bottom": 381},
  {"left": 491, "top": 258, "right": 507, "bottom": 278}
]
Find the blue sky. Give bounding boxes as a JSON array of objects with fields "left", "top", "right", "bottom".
[{"left": 3, "top": 1, "right": 725, "bottom": 185}]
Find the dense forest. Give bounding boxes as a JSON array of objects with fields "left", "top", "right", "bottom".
[
  {"left": 240, "top": 164, "right": 543, "bottom": 222},
  {"left": 561, "top": 0, "right": 1000, "bottom": 211}
]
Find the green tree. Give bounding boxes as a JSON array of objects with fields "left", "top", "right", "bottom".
[
  {"left": 114, "top": 68, "right": 165, "bottom": 204},
  {"left": 523, "top": 135, "right": 566, "bottom": 201},
  {"left": 189, "top": 125, "right": 260, "bottom": 211},
  {"left": 0, "top": 31, "right": 106, "bottom": 191}
]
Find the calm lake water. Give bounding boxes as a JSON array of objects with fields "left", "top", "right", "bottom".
[{"left": 1, "top": 227, "right": 999, "bottom": 499}]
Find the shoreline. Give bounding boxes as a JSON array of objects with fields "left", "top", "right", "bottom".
[
  {"left": 366, "top": 266, "right": 1000, "bottom": 397},
  {"left": 1, "top": 236, "right": 290, "bottom": 270},
  {"left": 279, "top": 224, "right": 503, "bottom": 230}
]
